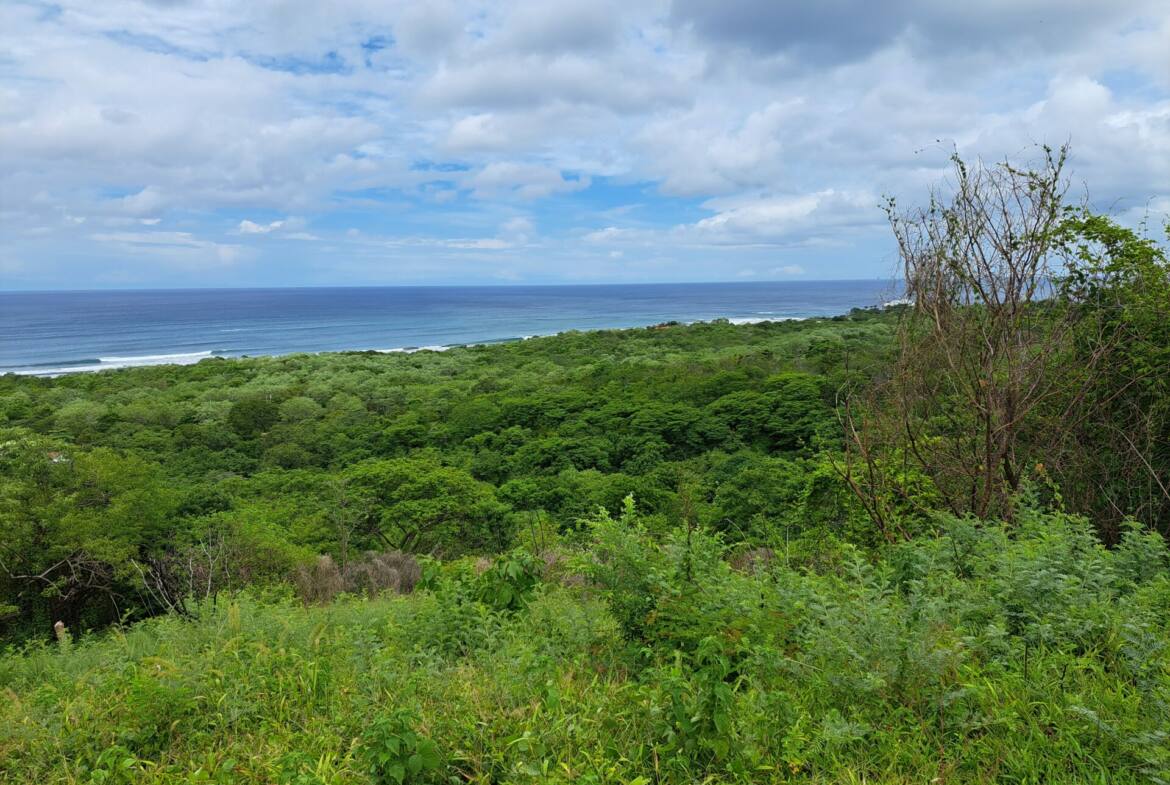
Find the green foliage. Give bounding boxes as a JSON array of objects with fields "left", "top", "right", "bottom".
[
  {"left": 1, "top": 510, "right": 1166, "bottom": 783},
  {"left": 649, "top": 636, "right": 742, "bottom": 771},
  {"left": 226, "top": 396, "right": 280, "bottom": 437},
  {"left": 359, "top": 710, "right": 440, "bottom": 785},
  {"left": 2, "top": 314, "right": 896, "bottom": 639},
  {"left": 277, "top": 396, "right": 324, "bottom": 423},
  {"left": 474, "top": 549, "right": 542, "bottom": 611},
  {"left": 344, "top": 454, "right": 509, "bottom": 554},
  {"left": 1049, "top": 210, "right": 1170, "bottom": 534},
  {"left": 575, "top": 495, "right": 668, "bottom": 644},
  {"left": 53, "top": 398, "right": 108, "bottom": 440}
]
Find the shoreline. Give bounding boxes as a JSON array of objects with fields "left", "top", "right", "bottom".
[
  {"left": 1, "top": 280, "right": 904, "bottom": 378},
  {"left": 3, "top": 313, "right": 836, "bottom": 378}
]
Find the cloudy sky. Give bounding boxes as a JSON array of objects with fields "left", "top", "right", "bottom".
[{"left": 1, "top": 0, "right": 1167, "bottom": 289}]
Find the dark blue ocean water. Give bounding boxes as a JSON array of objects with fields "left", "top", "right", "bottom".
[{"left": 0, "top": 281, "right": 898, "bottom": 376}]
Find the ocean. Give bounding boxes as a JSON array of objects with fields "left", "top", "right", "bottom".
[{"left": 0, "top": 280, "right": 899, "bottom": 376}]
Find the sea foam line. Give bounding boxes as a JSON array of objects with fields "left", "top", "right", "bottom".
[
  {"left": 374, "top": 345, "right": 453, "bottom": 354},
  {"left": 727, "top": 316, "right": 805, "bottom": 325},
  {"left": 6, "top": 311, "right": 833, "bottom": 377},
  {"left": 6, "top": 350, "right": 220, "bottom": 377}
]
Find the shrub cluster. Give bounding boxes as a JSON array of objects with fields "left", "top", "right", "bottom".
[
  {"left": 2, "top": 502, "right": 1166, "bottom": 783},
  {"left": 293, "top": 551, "right": 421, "bottom": 604}
]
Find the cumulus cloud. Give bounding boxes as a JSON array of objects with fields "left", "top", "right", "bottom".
[
  {"left": 393, "top": 2, "right": 464, "bottom": 59},
  {"left": 585, "top": 191, "right": 883, "bottom": 249},
  {"left": 439, "top": 215, "right": 537, "bottom": 250},
  {"left": 691, "top": 190, "right": 881, "bottom": 242},
  {"left": 118, "top": 186, "right": 166, "bottom": 216},
  {"left": 467, "top": 162, "right": 590, "bottom": 200},
  {"left": 494, "top": 0, "right": 621, "bottom": 56},
  {"left": 499, "top": 216, "right": 535, "bottom": 242},
  {"left": 638, "top": 100, "right": 803, "bottom": 195},
  {"left": 420, "top": 54, "right": 685, "bottom": 115},
  {"left": 236, "top": 217, "right": 319, "bottom": 240},
  {"left": 0, "top": 0, "right": 1166, "bottom": 287},
  {"left": 671, "top": 0, "right": 1163, "bottom": 64},
  {"left": 238, "top": 219, "right": 286, "bottom": 234}
]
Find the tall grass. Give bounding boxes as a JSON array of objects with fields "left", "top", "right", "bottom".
[{"left": 1, "top": 509, "right": 1167, "bottom": 783}]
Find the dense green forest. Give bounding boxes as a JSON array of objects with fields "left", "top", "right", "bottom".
[
  {"left": 0, "top": 311, "right": 896, "bottom": 638},
  {"left": 2, "top": 153, "right": 1169, "bottom": 783}
]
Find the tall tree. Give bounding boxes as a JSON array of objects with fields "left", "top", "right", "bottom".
[{"left": 843, "top": 147, "right": 1075, "bottom": 525}]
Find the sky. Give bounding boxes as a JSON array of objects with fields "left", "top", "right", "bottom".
[{"left": 0, "top": 1, "right": 1167, "bottom": 290}]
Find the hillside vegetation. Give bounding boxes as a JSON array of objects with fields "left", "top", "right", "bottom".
[
  {"left": 3, "top": 506, "right": 1169, "bottom": 783},
  {"left": 2, "top": 151, "right": 1169, "bottom": 783},
  {"left": 0, "top": 312, "right": 895, "bottom": 638}
]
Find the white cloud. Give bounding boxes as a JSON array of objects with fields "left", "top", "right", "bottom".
[
  {"left": 638, "top": 100, "right": 803, "bottom": 195},
  {"left": 671, "top": 0, "right": 1164, "bottom": 64},
  {"left": 467, "top": 162, "right": 590, "bottom": 200},
  {"left": 584, "top": 226, "right": 641, "bottom": 244},
  {"left": 441, "top": 215, "right": 538, "bottom": 250},
  {"left": 444, "top": 237, "right": 512, "bottom": 250},
  {"left": 394, "top": 1, "right": 464, "bottom": 59},
  {"left": 691, "top": 190, "right": 880, "bottom": 242},
  {"left": 238, "top": 219, "right": 286, "bottom": 234},
  {"left": 421, "top": 54, "right": 684, "bottom": 115},
  {"left": 583, "top": 191, "right": 883, "bottom": 249},
  {"left": 90, "top": 230, "right": 244, "bottom": 266},
  {"left": 119, "top": 187, "right": 166, "bottom": 215},
  {"left": 0, "top": 0, "right": 1166, "bottom": 287},
  {"left": 237, "top": 217, "right": 319, "bottom": 240},
  {"left": 500, "top": 216, "right": 534, "bottom": 242}
]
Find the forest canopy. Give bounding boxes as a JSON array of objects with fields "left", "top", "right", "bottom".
[{"left": 0, "top": 311, "right": 895, "bottom": 636}]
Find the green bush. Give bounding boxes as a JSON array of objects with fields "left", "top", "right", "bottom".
[
  {"left": 359, "top": 710, "right": 440, "bottom": 785},
  {"left": 474, "top": 549, "right": 542, "bottom": 611},
  {"left": 2, "top": 512, "right": 1168, "bottom": 783}
]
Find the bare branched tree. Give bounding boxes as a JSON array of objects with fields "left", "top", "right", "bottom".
[
  {"left": 845, "top": 146, "right": 1097, "bottom": 522},
  {"left": 843, "top": 146, "right": 1170, "bottom": 536}
]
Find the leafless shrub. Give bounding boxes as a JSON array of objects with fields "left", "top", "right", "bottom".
[
  {"left": 294, "top": 551, "right": 420, "bottom": 604},
  {"left": 729, "top": 547, "right": 777, "bottom": 574},
  {"left": 134, "top": 528, "right": 267, "bottom": 616},
  {"left": 294, "top": 555, "right": 345, "bottom": 604},
  {"left": 559, "top": 572, "right": 588, "bottom": 589},
  {"left": 373, "top": 551, "right": 421, "bottom": 593},
  {"left": 839, "top": 146, "right": 1099, "bottom": 526},
  {"left": 538, "top": 548, "right": 563, "bottom": 578}
]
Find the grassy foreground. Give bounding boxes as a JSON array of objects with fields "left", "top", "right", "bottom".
[{"left": 3, "top": 505, "right": 1168, "bottom": 784}]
